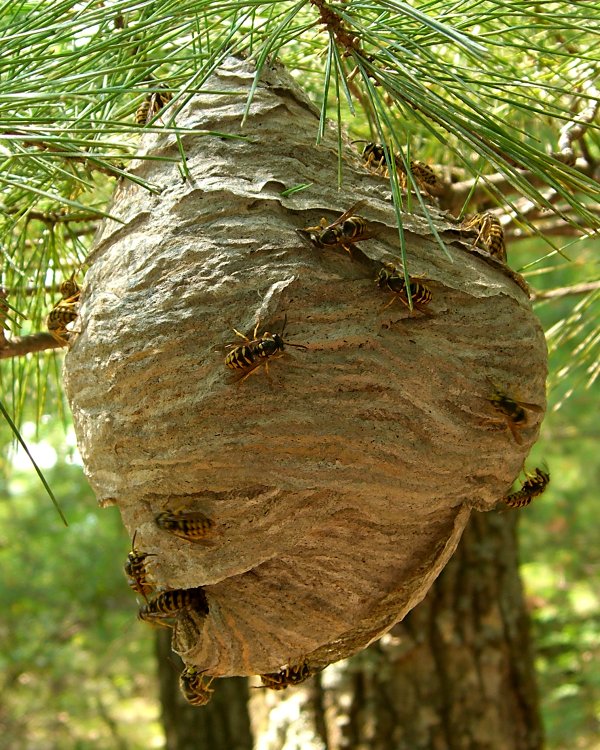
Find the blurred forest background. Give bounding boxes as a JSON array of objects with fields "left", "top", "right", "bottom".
[
  {"left": 3, "top": 242, "right": 599, "bottom": 749},
  {"left": 1, "top": 0, "right": 599, "bottom": 748}
]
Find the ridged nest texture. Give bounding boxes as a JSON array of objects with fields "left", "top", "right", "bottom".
[{"left": 64, "top": 57, "right": 547, "bottom": 677}]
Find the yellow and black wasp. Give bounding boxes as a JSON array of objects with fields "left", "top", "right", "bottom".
[
  {"left": 485, "top": 381, "right": 543, "bottom": 445},
  {"left": 353, "top": 141, "right": 440, "bottom": 196},
  {"left": 505, "top": 466, "right": 550, "bottom": 509},
  {"left": 47, "top": 302, "right": 79, "bottom": 344},
  {"left": 259, "top": 660, "right": 312, "bottom": 690},
  {"left": 225, "top": 316, "right": 307, "bottom": 383},
  {"left": 376, "top": 263, "right": 433, "bottom": 312},
  {"left": 47, "top": 272, "right": 82, "bottom": 344},
  {"left": 179, "top": 667, "right": 215, "bottom": 707},
  {"left": 297, "top": 201, "right": 371, "bottom": 255},
  {"left": 135, "top": 83, "right": 173, "bottom": 126},
  {"left": 138, "top": 587, "right": 209, "bottom": 628},
  {"left": 58, "top": 274, "right": 81, "bottom": 302},
  {"left": 155, "top": 510, "right": 215, "bottom": 543},
  {"left": 355, "top": 141, "right": 389, "bottom": 176},
  {"left": 461, "top": 212, "right": 507, "bottom": 263},
  {"left": 123, "top": 530, "right": 156, "bottom": 600}
]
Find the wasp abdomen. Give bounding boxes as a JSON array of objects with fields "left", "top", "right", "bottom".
[
  {"left": 179, "top": 667, "right": 215, "bottom": 707},
  {"left": 259, "top": 660, "right": 311, "bottom": 690},
  {"left": 505, "top": 467, "right": 550, "bottom": 509},
  {"left": 135, "top": 86, "right": 173, "bottom": 125},
  {"left": 226, "top": 345, "right": 256, "bottom": 370},
  {"left": 138, "top": 586, "right": 209, "bottom": 625},
  {"left": 377, "top": 265, "right": 432, "bottom": 309},
  {"left": 155, "top": 510, "right": 215, "bottom": 542}
]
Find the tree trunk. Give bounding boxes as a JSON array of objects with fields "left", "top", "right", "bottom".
[
  {"left": 251, "top": 511, "right": 543, "bottom": 750},
  {"left": 156, "top": 629, "right": 253, "bottom": 750}
]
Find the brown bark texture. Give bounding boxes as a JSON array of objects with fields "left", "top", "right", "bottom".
[
  {"left": 63, "top": 57, "right": 547, "bottom": 683},
  {"left": 250, "top": 512, "right": 543, "bottom": 750}
]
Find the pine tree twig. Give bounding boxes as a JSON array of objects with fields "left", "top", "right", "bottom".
[
  {"left": 508, "top": 187, "right": 564, "bottom": 223},
  {"left": 0, "top": 332, "right": 65, "bottom": 359},
  {"left": 0, "top": 289, "right": 7, "bottom": 345},
  {"left": 548, "top": 203, "right": 600, "bottom": 219},
  {"left": 44, "top": 152, "right": 127, "bottom": 178},
  {"left": 578, "top": 132, "right": 596, "bottom": 168},
  {"left": 2, "top": 204, "right": 101, "bottom": 225},
  {"left": 2, "top": 283, "right": 69, "bottom": 296},
  {"left": 531, "top": 281, "right": 600, "bottom": 302},
  {"left": 3, "top": 128, "right": 127, "bottom": 178},
  {"left": 505, "top": 198, "right": 600, "bottom": 238},
  {"left": 310, "top": 0, "right": 362, "bottom": 56},
  {"left": 556, "top": 80, "right": 600, "bottom": 166},
  {"left": 507, "top": 223, "right": 590, "bottom": 240},
  {"left": 438, "top": 158, "right": 596, "bottom": 215}
]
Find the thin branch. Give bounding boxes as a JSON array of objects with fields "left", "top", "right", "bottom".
[
  {"left": 508, "top": 223, "right": 588, "bottom": 240},
  {"left": 556, "top": 78, "right": 600, "bottom": 166},
  {"left": 18, "top": 225, "right": 96, "bottom": 249},
  {"left": 2, "top": 284, "right": 67, "bottom": 296},
  {"left": 438, "top": 157, "right": 597, "bottom": 215},
  {"left": 0, "top": 332, "right": 65, "bottom": 359},
  {"left": 3, "top": 128, "right": 127, "bottom": 178},
  {"left": 310, "top": 0, "right": 363, "bottom": 57},
  {"left": 2, "top": 205, "right": 101, "bottom": 225},
  {"left": 531, "top": 281, "right": 600, "bottom": 302},
  {"left": 0, "top": 289, "right": 7, "bottom": 345}
]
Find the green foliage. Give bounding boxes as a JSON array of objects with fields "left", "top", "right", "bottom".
[
  {"left": 1, "top": 0, "right": 599, "bottom": 424},
  {"left": 509, "top": 233, "right": 600, "bottom": 748},
  {"left": 0, "top": 430, "right": 161, "bottom": 749},
  {"left": 519, "top": 407, "right": 600, "bottom": 750},
  {"left": 0, "top": 2, "right": 599, "bottom": 746},
  {"left": 0, "top": 398, "right": 66, "bottom": 524}
]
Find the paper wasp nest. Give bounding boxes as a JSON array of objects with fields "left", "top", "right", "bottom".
[{"left": 64, "top": 57, "right": 547, "bottom": 678}]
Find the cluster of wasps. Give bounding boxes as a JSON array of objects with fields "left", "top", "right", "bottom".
[
  {"left": 484, "top": 382, "right": 550, "bottom": 508},
  {"left": 124, "top": 510, "right": 215, "bottom": 706},
  {"left": 126, "top": 509, "right": 214, "bottom": 629},
  {"left": 354, "top": 141, "right": 442, "bottom": 198},
  {"left": 118, "top": 134, "right": 542, "bottom": 705},
  {"left": 224, "top": 142, "right": 545, "bottom": 500},
  {"left": 353, "top": 142, "right": 547, "bottom": 492},
  {"left": 46, "top": 274, "right": 81, "bottom": 344},
  {"left": 223, "top": 196, "right": 433, "bottom": 385},
  {"left": 125, "top": 507, "right": 314, "bottom": 705},
  {"left": 355, "top": 140, "right": 507, "bottom": 263}
]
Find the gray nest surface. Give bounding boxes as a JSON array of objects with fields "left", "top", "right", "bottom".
[{"left": 64, "top": 56, "right": 547, "bottom": 678}]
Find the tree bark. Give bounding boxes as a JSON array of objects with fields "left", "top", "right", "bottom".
[
  {"left": 156, "top": 629, "right": 253, "bottom": 750},
  {"left": 251, "top": 511, "right": 543, "bottom": 750}
]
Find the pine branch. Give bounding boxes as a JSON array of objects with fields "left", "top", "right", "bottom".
[
  {"left": 438, "top": 158, "right": 598, "bottom": 216},
  {"left": 532, "top": 281, "right": 600, "bottom": 302},
  {"left": 0, "top": 289, "right": 7, "bottom": 346},
  {"left": 0, "top": 332, "right": 64, "bottom": 360},
  {"left": 3, "top": 128, "right": 128, "bottom": 177},
  {"left": 556, "top": 77, "right": 600, "bottom": 167},
  {"left": 2, "top": 205, "right": 101, "bottom": 226}
]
